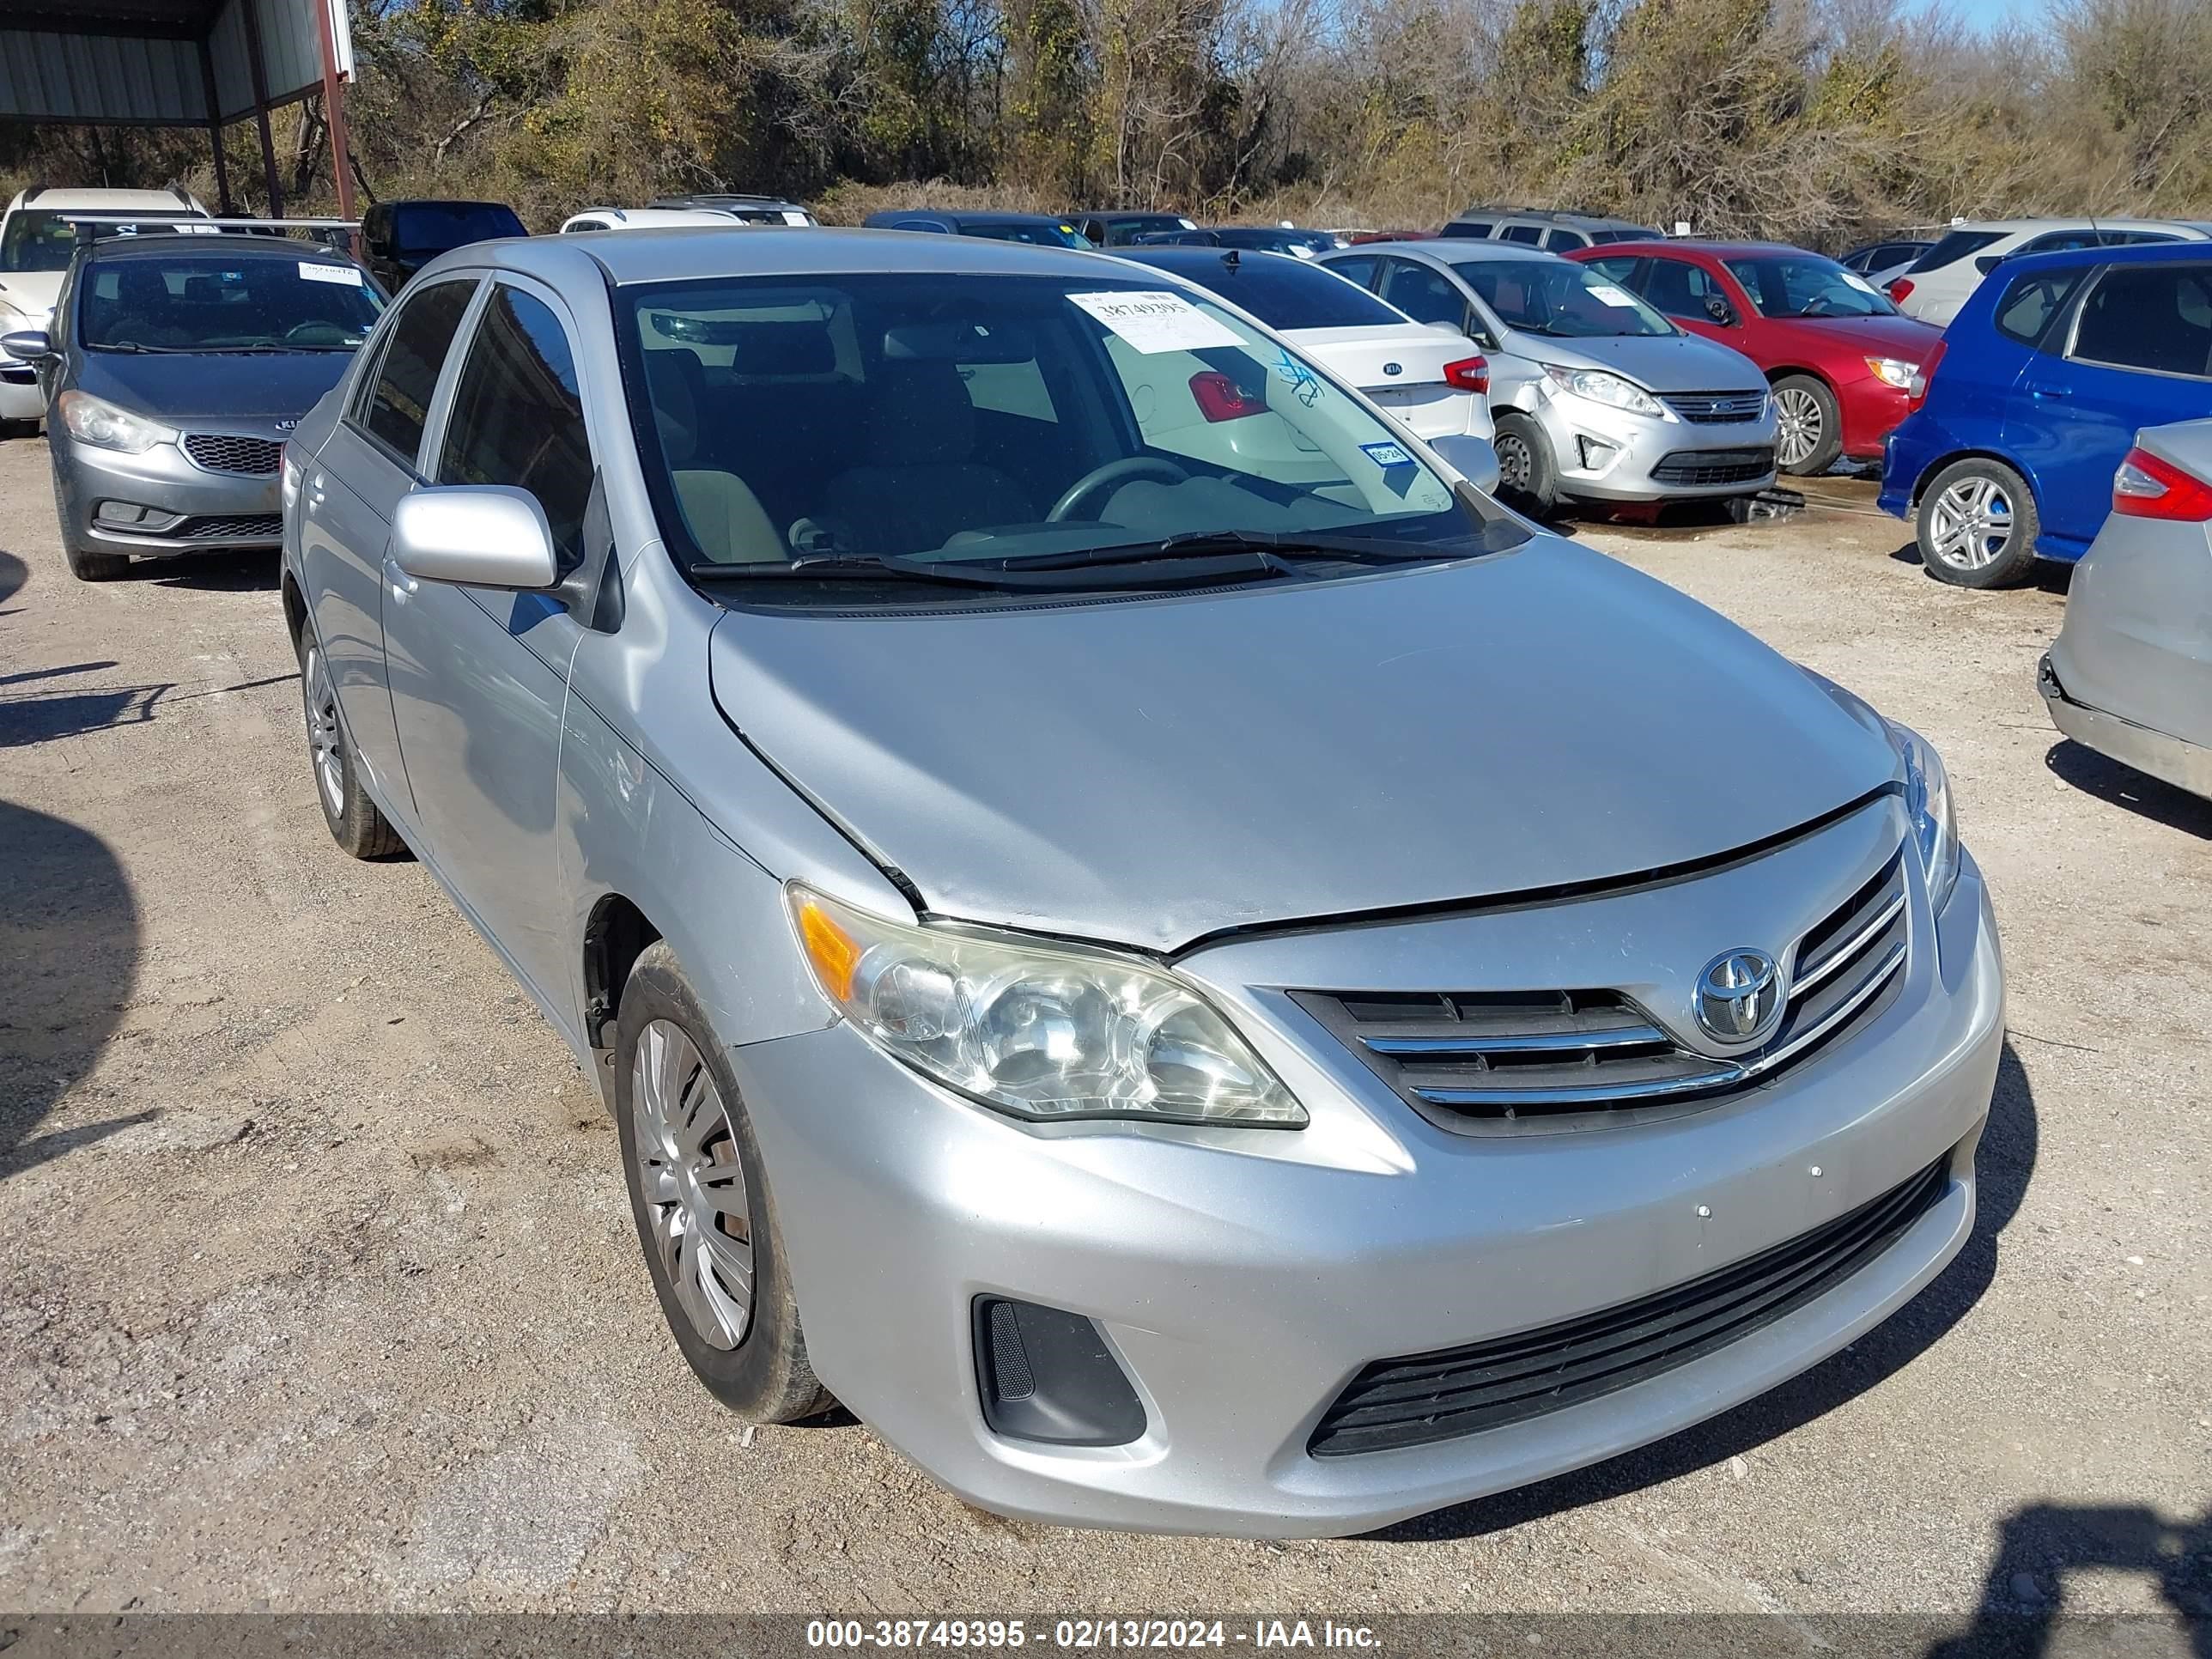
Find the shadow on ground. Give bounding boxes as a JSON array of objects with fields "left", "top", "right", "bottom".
[
  {"left": 0, "top": 799, "right": 144, "bottom": 1176},
  {"left": 1929, "top": 1501, "right": 2210, "bottom": 1656},
  {"left": 2045, "top": 740, "right": 2212, "bottom": 840},
  {"left": 0, "top": 547, "right": 25, "bottom": 605},
  {"left": 144, "top": 548, "right": 282, "bottom": 592},
  {"left": 1374, "top": 1040, "right": 2036, "bottom": 1541}
]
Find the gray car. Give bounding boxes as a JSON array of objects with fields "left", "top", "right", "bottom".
[
  {"left": 281, "top": 227, "right": 2002, "bottom": 1537},
  {"left": 1319, "top": 240, "right": 1778, "bottom": 513},
  {"left": 6, "top": 230, "right": 384, "bottom": 580},
  {"left": 2040, "top": 418, "right": 2212, "bottom": 799}
]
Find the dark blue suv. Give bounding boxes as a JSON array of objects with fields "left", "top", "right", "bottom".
[{"left": 1880, "top": 242, "right": 2212, "bottom": 587}]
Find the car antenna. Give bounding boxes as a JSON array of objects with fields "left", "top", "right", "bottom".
[{"left": 1223, "top": 247, "right": 1240, "bottom": 270}]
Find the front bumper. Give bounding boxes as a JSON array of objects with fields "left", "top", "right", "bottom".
[
  {"left": 52, "top": 432, "right": 283, "bottom": 554},
  {"left": 732, "top": 823, "right": 2004, "bottom": 1537},
  {"left": 0, "top": 366, "right": 42, "bottom": 422},
  {"left": 1837, "top": 374, "right": 1912, "bottom": 461},
  {"left": 1530, "top": 389, "right": 1778, "bottom": 501}
]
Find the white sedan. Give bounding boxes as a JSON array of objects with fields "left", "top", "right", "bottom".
[{"left": 1115, "top": 246, "right": 1495, "bottom": 446}]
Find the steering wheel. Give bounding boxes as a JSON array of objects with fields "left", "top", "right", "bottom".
[
  {"left": 284, "top": 320, "right": 342, "bottom": 345},
  {"left": 1047, "top": 456, "right": 1190, "bottom": 522}
]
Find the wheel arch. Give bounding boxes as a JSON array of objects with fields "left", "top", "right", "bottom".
[
  {"left": 584, "top": 893, "right": 663, "bottom": 1052},
  {"left": 1765, "top": 364, "right": 1836, "bottom": 394},
  {"left": 280, "top": 570, "right": 309, "bottom": 645},
  {"left": 1911, "top": 447, "right": 2039, "bottom": 512}
]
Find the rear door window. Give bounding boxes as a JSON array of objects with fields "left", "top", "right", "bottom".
[
  {"left": 356, "top": 277, "right": 475, "bottom": 467},
  {"left": 2069, "top": 264, "right": 2212, "bottom": 380},
  {"left": 1443, "top": 222, "right": 1492, "bottom": 240},
  {"left": 1541, "top": 228, "right": 1589, "bottom": 251},
  {"left": 1905, "top": 230, "right": 2006, "bottom": 274},
  {"left": 1321, "top": 254, "right": 1380, "bottom": 290},
  {"left": 1993, "top": 268, "right": 2088, "bottom": 349},
  {"left": 1638, "top": 255, "right": 1724, "bottom": 319},
  {"left": 1499, "top": 224, "right": 1544, "bottom": 246},
  {"left": 436, "top": 284, "right": 594, "bottom": 564},
  {"left": 1376, "top": 259, "right": 1468, "bottom": 328},
  {"left": 1184, "top": 259, "right": 1405, "bottom": 331}
]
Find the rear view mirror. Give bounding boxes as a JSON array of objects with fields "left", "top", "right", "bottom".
[
  {"left": 392, "top": 487, "right": 559, "bottom": 589},
  {"left": 2, "top": 328, "right": 52, "bottom": 362},
  {"left": 1431, "top": 434, "right": 1503, "bottom": 495}
]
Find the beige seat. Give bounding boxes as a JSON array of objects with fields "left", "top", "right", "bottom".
[{"left": 641, "top": 349, "right": 784, "bottom": 562}]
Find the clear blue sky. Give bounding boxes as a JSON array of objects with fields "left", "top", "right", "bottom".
[{"left": 1929, "top": 0, "right": 2051, "bottom": 32}]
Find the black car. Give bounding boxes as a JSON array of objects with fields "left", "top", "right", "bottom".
[
  {"left": 860, "top": 209, "right": 1092, "bottom": 247},
  {"left": 0, "top": 230, "right": 384, "bottom": 580},
  {"left": 1066, "top": 210, "right": 1199, "bottom": 247},
  {"left": 1841, "top": 238, "right": 1936, "bottom": 275},
  {"left": 361, "top": 199, "right": 526, "bottom": 291},
  {"left": 1129, "top": 225, "right": 1345, "bottom": 258}
]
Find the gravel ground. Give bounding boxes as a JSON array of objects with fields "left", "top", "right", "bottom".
[{"left": 1, "top": 436, "right": 2206, "bottom": 1627}]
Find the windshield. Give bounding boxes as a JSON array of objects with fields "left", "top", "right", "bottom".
[
  {"left": 1102, "top": 216, "right": 1193, "bottom": 246},
  {"left": 391, "top": 202, "right": 524, "bottom": 253},
  {"left": 1455, "top": 258, "right": 1674, "bottom": 337},
  {"left": 1906, "top": 229, "right": 2005, "bottom": 275},
  {"left": 622, "top": 271, "right": 1510, "bottom": 596},
  {"left": 1723, "top": 254, "right": 1896, "bottom": 319},
  {"left": 964, "top": 221, "right": 1094, "bottom": 249},
  {"left": 81, "top": 254, "right": 384, "bottom": 351},
  {"left": 2, "top": 210, "right": 205, "bottom": 273},
  {"left": 1137, "top": 255, "right": 1403, "bottom": 330}
]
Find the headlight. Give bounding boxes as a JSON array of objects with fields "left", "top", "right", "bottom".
[
  {"left": 787, "top": 884, "right": 1305, "bottom": 1127},
  {"left": 57, "top": 390, "right": 179, "bottom": 454},
  {"left": 1542, "top": 364, "right": 1664, "bottom": 417},
  {"left": 1884, "top": 719, "right": 1959, "bottom": 912},
  {"left": 1865, "top": 357, "right": 1917, "bottom": 389}
]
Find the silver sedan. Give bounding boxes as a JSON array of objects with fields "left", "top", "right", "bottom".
[
  {"left": 2041, "top": 417, "right": 2212, "bottom": 798},
  {"left": 282, "top": 227, "right": 2002, "bottom": 1536}
]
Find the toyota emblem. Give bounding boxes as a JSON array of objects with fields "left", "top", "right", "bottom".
[{"left": 1693, "top": 948, "right": 1784, "bottom": 1044}]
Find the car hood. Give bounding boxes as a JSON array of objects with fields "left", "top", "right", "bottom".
[
  {"left": 1772, "top": 312, "right": 1943, "bottom": 361},
  {"left": 75, "top": 349, "right": 359, "bottom": 423},
  {"left": 0, "top": 271, "right": 61, "bottom": 319},
  {"left": 707, "top": 536, "right": 1899, "bottom": 952},
  {"left": 1516, "top": 330, "right": 1764, "bottom": 392}
]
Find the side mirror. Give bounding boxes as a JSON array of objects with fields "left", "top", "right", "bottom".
[
  {"left": 1430, "top": 434, "right": 1502, "bottom": 495},
  {"left": 2, "top": 328, "right": 53, "bottom": 362},
  {"left": 1703, "top": 293, "right": 1738, "bottom": 326},
  {"left": 391, "top": 486, "right": 559, "bottom": 589}
]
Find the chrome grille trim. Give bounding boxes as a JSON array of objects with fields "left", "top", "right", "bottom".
[{"left": 1297, "top": 844, "right": 1911, "bottom": 1131}]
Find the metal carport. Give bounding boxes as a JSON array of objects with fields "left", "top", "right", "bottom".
[{"left": 0, "top": 0, "right": 356, "bottom": 220}]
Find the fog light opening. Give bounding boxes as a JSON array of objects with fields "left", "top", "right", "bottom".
[
  {"left": 974, "top": 1297, "right": 1146, "bottom": 1448},
  {"left": 1577, "top": 435, "right": 1621, "bottom": 471},
  {"left": 94, "top": 501, "right": 152, "bottom": 526}
]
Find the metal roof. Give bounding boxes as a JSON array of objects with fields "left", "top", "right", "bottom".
[{"left": 0, "top": 0, "right": 349, "bottom": 125}]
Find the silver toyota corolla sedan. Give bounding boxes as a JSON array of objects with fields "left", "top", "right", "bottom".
[{"left": 281, "top": 228, "right": 2003, "bottom": 1538}]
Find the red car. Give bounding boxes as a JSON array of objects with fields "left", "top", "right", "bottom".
[{"left": 1565, "top": 240, "right": 1944, "bottom": 476}]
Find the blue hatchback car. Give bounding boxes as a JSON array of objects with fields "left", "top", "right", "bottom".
[{"left": 1880, "top": 242, "right": 2212, "bottom": 587}]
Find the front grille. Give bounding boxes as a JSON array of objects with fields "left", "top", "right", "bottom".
[
  {"left": 183, "top": 433, "right": 283, "bottom": 474},
  {"left": 1308, "top": 1154, "right": 1952, "bottom": 1456},
  {"left": 1293, "top": 846, "right": 1909, "bottom": 1133},
  {"left": 1662, "top": 391, "right": 1767, "bottom": 424},
  {"left": 175, "top": 514, "right": 283, "bottom": 542},
  {"left": 1650, "top": 447, "right": 1774, "bottom": 485}
]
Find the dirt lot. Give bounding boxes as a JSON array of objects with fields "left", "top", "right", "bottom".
[{"left": 1, "top": 436, "right": 2207, "bottom": 1626}]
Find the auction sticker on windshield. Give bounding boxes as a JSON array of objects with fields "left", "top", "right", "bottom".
[
  {"left": 1588, "top": 283, "right": 1638, "bottom": 307},
  {"left": 1068, "top": 290, "right": 1243, "bottom": 353},
  {"left": 299, "top": 262, "right": 364, "bottom": 285}
]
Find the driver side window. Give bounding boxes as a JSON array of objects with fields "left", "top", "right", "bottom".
[
  {"left": 1640, "top": 257, "right": 1721, "bottom": 319},
  {"left": 436, "top": 284, "right": 594, "bottom": 568},
  {"left": 1378, "top": 260, "right": 1468, "bottom": 331}
]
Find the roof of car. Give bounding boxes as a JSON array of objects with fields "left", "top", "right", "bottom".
[
  {"left": 1984, "top": 239, "right": 2212, "bottom": 276},
  {"left": 1944, "top": 216, "right": 2210, "bottom": 236},
  {"left": 445, "top": 226, "right": 1132, "bottom": 288},
  {"left": 562, "top": 207, "right": 752, "bottom": 228},
  {"left": 869, "top": 210, "right": 1072, "bottom": 227},
  {"left": 1361, "top": 240, "right": 1573, "bottom": 266},
  {"left": 1571, "top": 239, "right": 1806, "bottom": 258},
  {"left": 1073, "top": 210, "right": 1186, "bottom": 221},
  {"left": 81, "top": 232, "right": 355, "bottom": 261},
  {"left": 1117, "top": 246, "right": 1310, "bottom": 273},
  {"left": 1449, "top": 207, "right": 1647, "bottom": 228},
  {"left": 9, "top": 185, "right": 203, "bottom": 212}
]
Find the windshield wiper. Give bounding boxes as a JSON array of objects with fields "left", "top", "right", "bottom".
[
  {"left": 690, "top": 544, "right": 1301, "bottom": 592},
  {"left": 687, "top": 552, "right": 1030, "bottom": 589},
  {"left": 1006, "top": 528, "right": 1453, "bottom": 573}
]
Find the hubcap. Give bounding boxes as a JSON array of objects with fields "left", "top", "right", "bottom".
[
  {"left": 632, "top": 1018, "right": 754, "bottom": 1350},
  {"left": 1496, "top": 434, "right": 1533, "bottom": 489},
  {"left": 302, "top": 644, "right": 345, "bottom": 818},
  {"left": 1774, "top": 386, "right": 1823, "bottom": 469},
  {"left": 1927, "top": 476, "right": 2014, "bottom": 570}
]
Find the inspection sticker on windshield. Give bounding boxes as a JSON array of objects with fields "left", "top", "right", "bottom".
[
  {"left": 299, "top": 261, "right": 362, "bottom": 285},
  {"left": 1067, "top": 290, "right": 1242, "bottom": 353},
  {"left": 1360, "top": 440, "right": 1413, "bottom": 467},
  {"left": 1588, "top": 283, "right": 1638, "bottom": 307}
]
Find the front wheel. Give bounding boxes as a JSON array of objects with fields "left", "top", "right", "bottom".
[
  {"left": 613, "top": 941, "right": 833, "bottom": 1423},
  {"left": 1917, "top": 457, "right": 2040, "bottom": 588},
  {"left": 1492, "top": 412, "right": 1558, "bottom": 515},
  {"left": 1771, "top": 374, "right": 1841, "bottom": 476}
]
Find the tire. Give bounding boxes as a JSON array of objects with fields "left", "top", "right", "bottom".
[
  {"left": 294, "top": 626, "right": 406, "bottom": 859},
  {"left": 1492, "top": 412, "right": 1558, "bottom": 514},
  {"left": 1771, "top": 374, "right": 1841, "bottom": 477},
  {"left": 1916, "top": 456, "right": 2040, "bottom": 588},
  {"left": 613, "top": 940, "right": 833, "bottom": 1423},
  {"left": 52, "top": 471, "right": 128, "bottom": 581}
]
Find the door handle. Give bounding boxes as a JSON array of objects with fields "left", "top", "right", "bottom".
[
  {"left": 382, "top": 555, "right": 417, "bottom": 604},
  {"left": 2027, "top": 383, "right": 2072, "bottom": 400}
]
